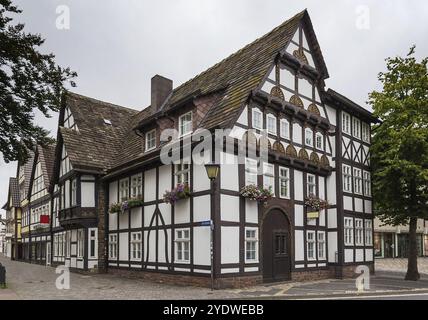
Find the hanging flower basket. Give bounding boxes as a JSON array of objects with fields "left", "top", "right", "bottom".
[
  {"left": 240, "top": 185, "right": 274, "bottom": 206},
  {"left": 163, "top": 183, "right": 191, "bottom": 205},
  {"left": 304, "top": 195, "right": 329, "bottom": 218},
  {"left": 109, "top": 197, "right": 144, "bottom": 214}
]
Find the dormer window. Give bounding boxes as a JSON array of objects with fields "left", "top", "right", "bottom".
[
  {"left": 145, "top": 129, "right": 156, "bottom": 152},
  {"left": 179, "top": 112, "right": 193, "bottom": 137}
]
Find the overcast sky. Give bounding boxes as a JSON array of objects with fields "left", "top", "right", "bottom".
[{"left": 1, "top": 0, "right": 428, "bottom": 218}]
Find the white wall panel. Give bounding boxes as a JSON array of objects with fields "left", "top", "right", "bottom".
[
  {"left": 119, "top": 211, "right": 129, "bottom": 230},
  {"left": 294, "top": 170, "right": 303, "bottom": 201},
  {"left": 193, "top": 227, "right": 211, "bottom": 266},
  {"left": 144, "top": 205, "right": 156, "bottom": 227},
  {"left": 344, "top": 196, "right": 353, "bottom": 211},
  {"left": 220, "top": 154, "right": 239, "bottom": 192},
  {"left": 327, "top": 209, "right": 337, "bottom": 229},
  {"left": 109, "top": 181, "right": 118, "bottom": 205},
  {"left": 245, "top": 199, "right": 258, "bottom": 224},
  {"left": 355, "top": 198, "right": 363, "bottom": 213},
  {"left": 328, "top": 232, "right": 338, "bottom": 263},
  {"left": 193, "top": 195, "right": 211, "bottom": 223},
  {"left": 109, "top": 213, "right": 118, "bottom": 231},
  {"left": 158, "top": 165, "right": 171, "bottom": 199},
  {"left": 237, "top": 106, "right": 248, "bottom": 126},
  {"left": 326, "top": 173, "right": 337, "bottom": 205},
  {"left": 144, "top": 169, "right": 157, "bottom": 202},
  {"left": 158, "top": 203, "right": 171, "bottom": 226},
  {"left": 221, "top": 227, "right": 239, "bottom": 264},
  {"left": 175, "top": 198, "right": 191, "bottom": 225},
  {"left": 345, "top": 249, "right": 354, "bottom": 263},
  {"left": 365, "top": 200, "right": 372, "bottom": 214},
  {"left": 295, "top": 230, "right": 304, "bottom": 261},
  {"left": 355, "top": 249, "right": 364, "bottom": 262},
  {"left": 294, "top": 204, "right": 304, "bottom": 227},
  {"left": 130, "top": 207, "right": 142, "bottom": 229},
  {"left": 365, "top": 249, "right": 374, "bottom": 262},
  {"left": 81, "top": 182, "right": 95, "bottom": 207},
  {"left": 221, "top": 195, "right": 240, "bottom": 222},
  {"left": 193, "top": 163, "right": 211, "bottom": 192},
  {"left": 119, "top": 232, "right": 129, "bottom": 261}
]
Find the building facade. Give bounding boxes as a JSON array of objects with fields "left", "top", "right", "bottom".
[
  {"left": 374, "top": 218, "right": 428, "bottom": 258},
  {"left": 0, "top": 222, "right": 5, "bottom": 254},
  {"left": 2, "top": 178, "right": 21, "bottom": 259},
  {"left": 2, "top": 10, "right": 378, "bottom": 288}
]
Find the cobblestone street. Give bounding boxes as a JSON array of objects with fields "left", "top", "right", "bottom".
[{"left": 2, "top": 255, "right": 428, "bottom": 300}]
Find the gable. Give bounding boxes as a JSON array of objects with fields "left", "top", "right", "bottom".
[
  {"left": 60, "top": 144, "right": 73, "bottom": 177},
  {"left": 30, "top": 159, "right": 47, "bottom": 201}
]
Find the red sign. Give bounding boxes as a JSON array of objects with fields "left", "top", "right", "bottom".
[{"left": 40, "top": 215, "right": 50, "bottom": 224}]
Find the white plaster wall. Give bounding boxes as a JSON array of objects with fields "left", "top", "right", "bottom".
[
  {"left": 221, "top": 227, "right": 239, "bottom": 264},
  {"left": 130, "top": 207, "right": 142, "bottom": 229},
  {"left": 158, "top": 203, "right": 171, "bottom": 226},
  {"left": 355, "top": 249, "right": 364, "bottom": 262},
  {"left": 344, "top": 196, "right": 353, "bottom": 211},
  {"left": 193, "top": 163, "right": 211, "bottom": 192},
  {"left": 175, "top": 198, "right": 191, "bottom": 224},
  {"left": 237, "top": 106, "right": 248, "bottom": 126},
  {"left": 325, "top": 105, "right": 337, "bottom": 126},
  {"left": 294, "top": 204, "right": 304, "bottom": 227},
  {"left": 229, "top": 126, "right": 246, "bottom": 140},
  {"left": 342, "top": 137, "right": 350, "bottom": 159},
  {"left": 158, "top": 165, "right": 171, "bottom": 199},
  {"left": 327, "top": 209, "right": 337, "bottom": 229},
  {"left": 145, "top": 230, "right": 156, "bottom": 263},
  {"left": 220, "top": 154, "right": 239, "bottom": 192},
  {"left": 157, "top": 230, "right": 167, "bottom": 263},
  {"left": 193, "top": 195, "right": 211, "bottom": 223},
  {"left": 109, "top": 181, "right": 118, "bottom": 204},
  {"left": 193, "top": 227, "right": 211, "bottom": 266},
  {"left": 144, "top": 169, "right": 157, "bottom": 202},
  {"left": 365, "top": 249, "right": 374, "bottom": 262},
  {"left": 328, "top": 232, "right": 338, "bottom": 263},
  {"left": 245, "top": 199, "right": 258, "bottom": 224},
  {"left": 319, "top": 209, "right": 326, "bottom": 227},
  {"left": 81, "top": 182, "right": 95, "bottom": 207},
  {"left": 294, "top": 170, "right": 303, "bottom": 201},
  {"left": 119, "top": 232, "right": 129, "bottom": 261},
  {"left": 144, "top": 205, "right": 156, "bottom": 227},
  {"left": 365, "top": 200, "right": 372, "bottom": 214},
  {"left": 109, "top": 212, "right": 117, "bottom": 231},
  {"left": 345, "top": 249, "right": 354, "bottom": 263},
  {"left": 295, "top": 230, "right": 304, "bottom": 261},
  {"left": 221, "top": 195, "right": 240, "bottom": 222},
  {"left": 326, "top": 173, "right": 337, "bottom": 205},
  {"left": 119, "top": 211, "right": 129, "bottom": 230},
  {"left": 355, "top": 198, "right": 363, "bottom": 213},
  {"left": 319, "top": 177, "right": 325, "bottom": 200}
]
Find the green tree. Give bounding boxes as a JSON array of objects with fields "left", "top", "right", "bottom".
[
  {"left": 0, "top": 0, "right": 76, "bottom": 163},
  {"left": 370, "top": 46, "right": 428, "bottom": 281}
]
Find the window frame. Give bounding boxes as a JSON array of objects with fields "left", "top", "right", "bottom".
[
  {"left": 77, "top": 229, "right": 84, "bottom": 259},
  {"left": 342, "top": 112, "right": 351, "bottom": 134},
  {"left": 306, "top": 230, "right": 316, "bottom": 261},
  {"left": 280, "top": 119, "right": 290, "bottom": 139},
  {"left": 344, "top": 217, "right": 354, "bottom": 246},
  {"left": 353, "top": 168, "right": 363, "bottom": 195},
  {"left": 355, "top": 218, "right": 364, "bottom": 246},
  {"left": 263, "top": 162, "right": 275, "bottom": 195},
  {"left": 307, "top": 173, "right": 316, "bottom": 196},
  {"left": 362, "top": 123, "right": 370, "bottom": 143},
  {"left": 175, "top": 162, "right": 190, "bottom": 185},
  {"left": 315, "top": 132, "right": 324, "bottom": 151},
  {"left": 145, "top": 129, "right": 157, "bottom": 152},
  {"left": 119, "top": 178, "right": 129, "bottom": 202},
  {"left": 131, "top": 174, "right": 143, "bottom": 199},
  {"left": 130, "top": 232, "right": 142, "bottom": 261},
  {"left": 109, "top": 234, "right": 118, "bottom": 260},
  {"left": 317, "top": 231, "right": 326, "bottom": 260},
  {"left": 245, "top": 158, "right": 258, "bottom": 186},
  {"left": 252, "top": 108, "right": 263, "bottom": 130},
  {"left": 305, "top": 128, "right": 313, "bottom": 147},
  {"left": 363, "top": 171, "right": 371, "bottom": 196},
  {"left": 179, "top": 112, "right": 193, "bottom": 137},
  {"left": 175, "top": 229, "right": 190, "bottom": 263},
  {"left": 353, "top": 117, "right": 361, "bottom": 139},
  {"left": 365, "top": 220, "right": 373, "bottom": 246},
  {"left": 245, "top": 228, "right": 259, "bottom": 263},
  {"left": 279, "top": 167, "right": 290, "bottom": 199},
  {"left": 266, "top": 114, "right": 277, "bottom": 135},
  {"left": 342, "top": 165, "right": 352, "bottom": 192}
]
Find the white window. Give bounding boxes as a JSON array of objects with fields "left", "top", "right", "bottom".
[
  {"left": 245, "top": 228, "right": 258, "bottom": 262},
  {"left": 263, "top": 163, "right": 275, "bottom": 195},
  {"left": 353, "top": 168, "right": 362, "bottom": 195},
  {"left": 279, "top": 167, "right": 290, "bottom": 199},
  {"left": 252, "top": 109, "right": 263, "bottom": 130},
  {"left": 363, "top": 171, "right": 371, "bottom": 196},
  {"left": 343, "top": 165, "right": 352, "bottom": 192},
  {"left": 315, "top": 132, "right": 324, "bottom": 151},
  {"left": 89, "top": 229, "right": 97, "bottom": 258},
  {"left": 365, "top": 220, "right": 373, "bottom": 245},
  {"left": 109, "top": 234, "right": 118, "bottom": 259},
  {"left": 305, "top": 128, "right": 313, "bottom": 147},
  {"left": 131, "top": 174, "right": 142, "bottom": 199},
  {"left": 353, "top": 118, "right": 361, "bottom": 139},
  {"left": 280, "top": 119, "right": 290, "bottom": 139},
  {"left": 362, "top": 123, "right": 370, "bottom": 143},
  {"left": 317, "top": 232, "right": 326, "bottom": 260},
  {"left": 130, "top": 232, "right": 142, "bottom": 261},
  {"left": 175, "top": 162, "right": 190, "bottom": 185},
  {"left": 77, "top": 229, "right": 84, "bottom": 258},
  {"left": 267, "top": 114, "right": 277, "bottom": 135},
  {"left": 175, "top": 229, "right": 190, "bottom": 263},
  {"left": 179, "top": 112, "right": 193, "bottom": 137},
  {"left": 245, "top": 158, "right": 258, "bottom": 186},
  {"left": 145, "top": 129, "right": 156, "bottom": 151},
  {"left": 344, "top": 217, "right": 354, "bottom": 246},
  {"left": 355, "top": 219, "right": 364, "bottom": 245},
  {"left": 307, "top": 174, "right": 316, "bottom": 196},
  {"left": 119, "top": 178, "right": 129, "bottom": 201},
  {"left": 71, "top": 178, "right": 77, "bottom": 206},
  {"left": 342, "top": 112, "right": 351, "bottom": 134},
  {"left": 307, "top": 231, "right": 316, "bottom": 260}
]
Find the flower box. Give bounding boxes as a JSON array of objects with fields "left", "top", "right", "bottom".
[
  {"left": 163, "top": 184, "right": 191, "bottom": 205},
  {"left": 240, "top": 185, "right": 273, "bottom": 206},
  {"left": 109, "top": 197, "right": 144, "bottom": 214}
]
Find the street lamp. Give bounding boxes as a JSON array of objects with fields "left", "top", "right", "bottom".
[{"left": 204, "top": 163, "right": 219, "bottom": 291}]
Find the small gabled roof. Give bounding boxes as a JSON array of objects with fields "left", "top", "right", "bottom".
[
  {"left": 36, "top": 143, "right": 56, "bottom": 191},
  {"left": 19, "top": 150, "right": 35, "bottom": 201},
  {"left": 3, "top": 178, "right": 20, "bottom": 210},
  {"left": 58, "top": 92, "right": 139, "bottom": 173}
]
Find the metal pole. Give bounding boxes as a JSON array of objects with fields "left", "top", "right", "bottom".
[{"left": 210, "top": 178, "right": 214, "bottom": 291}]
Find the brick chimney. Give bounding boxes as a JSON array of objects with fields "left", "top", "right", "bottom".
[{"left": 151, "top": 75, "right": 173, "bottom": 112}]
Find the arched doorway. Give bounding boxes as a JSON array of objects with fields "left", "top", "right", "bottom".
[{"left": 262, "top": 209, "right": 291, "bottom": 282}]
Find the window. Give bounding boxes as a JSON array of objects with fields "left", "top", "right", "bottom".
[
  {"left": 344, "top": 217, "right": 354, "bottom": 246},
  {"left": 342, "top": 112, "right": 351, "bottom": 134},
  {"left": 130, "top": 232, "right": 142, "bottom": 261},
  {"left": 179, "top": 112, "right": 193, "bottom": 136},
  {"left": 365, "top": 220, "right": 373, "bottom": 245},
  {"left": 60, "top": 185, "right": 65, "bottom": 210},
  {"left": 362, "top": 123, "right": 370, "bottom": 143},
  {"left": 267, "top": 114, "right": 277, "bottom": 135},
  {"left": 315, "top": 132, "right": 324, "bottom": 151},
  {"left": 363, "top": 171, "right": 371, "bottom": 196},
  {"left": 252, "top": 109, "right": 263, "bottom": 130},
  {"left": 175, "top": 229, "right": 190, "bottom": 263},
  {"left": 305, "top": 128, "right": 313, "bottom": 147},
  {"left": 353, "top": 118, "right": 361, "bottom": 139},
  {"left": 318, "top": 232, "right": 326, "bottom": 260},
  {"left": 131, "top": 174, "right": 142, "bottom": 199},
  {"left": 279, "top": 167, "right": 290, "bottom": 199},
  {"left": 175, "top": 162, "right": 190, "bottom": 185},
  {"left": 145, "top": 129, "right": 156, "bottom": 151},
  {"left": 77, "top": 229, "right": 84, "bottom": 258},
  {"left": 245, "top": 228, "right": 258, "bottom": 262},
  {"left": 355, "top": 219, "right": 364, "bottom": 245},
  {"left": 307, "top": 174, "right": 316, "bottom": 196},
  {"left": 343, "top": 165, "right": 352, "bottom": 192},
  {"left": 263, "top": 163, "right": 275, "bottom": 195},
  {"left": 119, "top": 178, "right": 129, "bottom": 201},
  {"left": 109, "top": 234, "right": 118, "bottom": 259},
  {"left": 245, "top": 158, "right": 258, "bottom": 186},
  {"left": 307, "top": 231, "right": 316, "bottom": 260},
  {"left": 353, "top": 168, "right": 362, "bottom": 195},
  {"left": 89, "top": 229, "right": 97, "bottom": 258},
  {"left": 280, "top": 119, "right": 289, "bottom": 139},
  {"left": 71, "top": 178, "right": 77, "bottom": 206}
]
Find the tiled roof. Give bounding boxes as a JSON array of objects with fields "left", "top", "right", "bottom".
[
  {"left": 61, "top": 92, "right": 139, "bottom": 172},
  {"left": 8, "top": 177, "right": 20, "bottom": 208},
  {"left": 37, "top": 143, "right": 56, "bottom": 190},
  {"left": 22, "top": 150, "right": 35, "bottom": 200}
]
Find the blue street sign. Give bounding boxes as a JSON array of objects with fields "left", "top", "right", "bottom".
[{"left": 200, "top": 220, "right": 212, "bottom": 227}]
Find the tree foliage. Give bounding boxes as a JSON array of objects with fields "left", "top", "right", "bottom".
[{"left": 0, "top": 0, "right": 76, "bottom": 163}]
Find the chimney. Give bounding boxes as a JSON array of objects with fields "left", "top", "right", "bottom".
[{"left": 151, "top": 75, "right": 173, "bottom": 112}]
